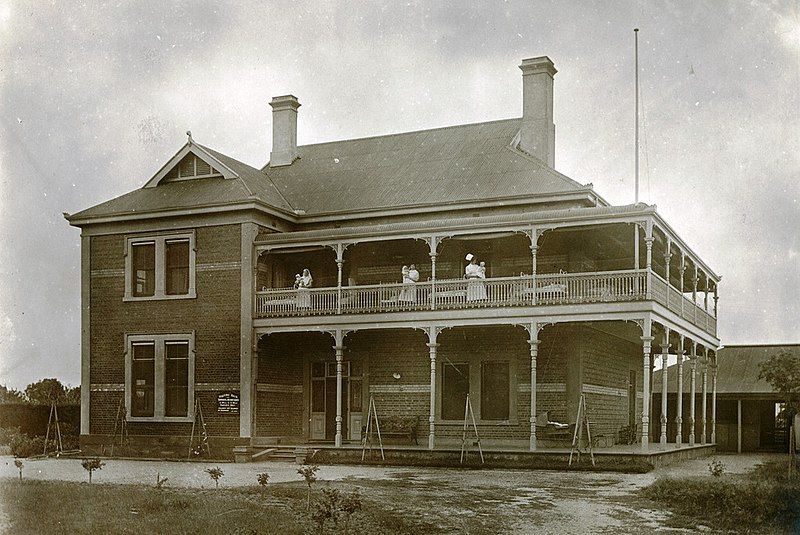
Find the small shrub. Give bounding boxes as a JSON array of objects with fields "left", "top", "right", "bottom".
[
  {"left": 708, "top": 459, "right": 725, "bottom": 477},
  {"left": 14, "top": 459, "right": 23, "bottom": 480},
  {"left": 340, "top": 489, "right": 363, "bottom": 534},
  {"left": 297, "top": 465, "right": 320, "bottom": 509},
  {"left": 311, "top": 487, "right": 340, "bottom": 533},
  {"left": 205, "top": 466, "right": 224, "bottom": 489},
  {"left": 81, "top": 458, "right": 105, "bottom": 483},
  {"left": 0, "top": 426, "right": 21, "bottom": 446},
  {"left": 257, "top": 472, "right": 270, "bottom": 488},
  {"left": 155, "top": 472, "right": 168, "bottom": 489}
]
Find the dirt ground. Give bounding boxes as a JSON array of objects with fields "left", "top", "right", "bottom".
[{"left": 0, "top": 453, "right": 781, "bottom": 534}]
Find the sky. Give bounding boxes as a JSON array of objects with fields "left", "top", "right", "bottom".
[{"left": 0, "top": 1, "right": 798, "bottom": 390}]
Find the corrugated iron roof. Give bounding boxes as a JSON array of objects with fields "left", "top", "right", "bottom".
[
  {"left": 656, "top": 344, "right": 800, "bottom": 395},
  {"left": 263, "top": 118, "right": 587, "bottom": 214},
  {"left": 69, "top": 119, "right": 591, "bottom": 223}
]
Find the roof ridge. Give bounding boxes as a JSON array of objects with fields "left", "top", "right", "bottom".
[{"left": 259, "top": 117, "right": 521, "bottom": 172}]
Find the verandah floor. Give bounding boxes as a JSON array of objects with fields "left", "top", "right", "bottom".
[{"left": 288, "top": 441, "right": 716, "bottom": 472}]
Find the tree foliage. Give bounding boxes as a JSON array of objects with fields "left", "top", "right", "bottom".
[
  {"left": 0, "top": 384, "right": 26, "bottom": 403},
  {"left": 23, "top": 378, "right": 79, "bottom": 405},
  {"left": 758, "top": 351, "right": 800, "bottom": 408}
]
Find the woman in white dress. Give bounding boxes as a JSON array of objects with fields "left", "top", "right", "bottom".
[
  {"left": 399, "top": 265, "right": 419, "bottom": 303},
  {"left": 465, "top": 254, "right": 487, "bottom": 301},
  {"left": 296, "top": 268, "right": 313, "bottom": 308}
]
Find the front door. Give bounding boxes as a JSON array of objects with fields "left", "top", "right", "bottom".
[{"left": 310, "top": 361, "right": 351, "bottom": 441}]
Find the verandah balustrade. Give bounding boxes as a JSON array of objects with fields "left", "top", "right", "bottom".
[{"left": 255, "top": 269, "right": 648, "bottom": 316}]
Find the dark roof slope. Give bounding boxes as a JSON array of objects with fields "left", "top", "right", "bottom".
[
  {"left": 263, "top": 118, "right": 588, "bottom": 214},
  {"left": 656, "top": 344, "right": 800, "bottom": 395},
  {"left": 69, "top": 119, "right": 591, "bottom": 222}
]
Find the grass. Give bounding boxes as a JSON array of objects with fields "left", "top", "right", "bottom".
[
  {"left": 640, "top": 460, "right": 800, "bottom": 533},
  {"left": 0, "top": 478, "right": 486, "bottom": 534}
]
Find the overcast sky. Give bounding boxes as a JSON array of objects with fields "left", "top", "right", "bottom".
[{"left": 1, "top": 1, "right": 798, "bottom": 390}]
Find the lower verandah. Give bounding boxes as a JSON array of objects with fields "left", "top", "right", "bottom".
[{"left": 254, "top": 323, "right": 644, "bottom": 448}]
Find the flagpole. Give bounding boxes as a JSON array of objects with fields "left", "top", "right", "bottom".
[{"left": 634, "top": 28, "right": 640, "bottom": 204}]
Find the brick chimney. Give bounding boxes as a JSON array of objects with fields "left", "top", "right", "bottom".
[
  {"left": 519, "top": 57, "right": 557, "bottom": 167},
  {"left": 269, "top": 95, "right": 300, "bottom": 167}
]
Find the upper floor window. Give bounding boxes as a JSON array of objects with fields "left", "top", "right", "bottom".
[
  {"left": 124, "top": 232, "right": 196, "bottom": 301},
  {"left": 126, "top": 333, "right": 195, "bottom": 422}
]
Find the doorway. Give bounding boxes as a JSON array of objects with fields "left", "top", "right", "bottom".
[{"left": 310, "top": 361, "right": 362, "bottom": 441}]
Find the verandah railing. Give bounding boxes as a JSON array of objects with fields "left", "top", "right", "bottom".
[
  {"left": 650, "top": 272, "right": 715, "bottom": 333},
  {"left": 255, "top": 269, "right": 648, "bottom": 317}
]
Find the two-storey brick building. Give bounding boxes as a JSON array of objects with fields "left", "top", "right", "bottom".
[{"left": 67, "top": 57, "right": 721, "bottom": 459}]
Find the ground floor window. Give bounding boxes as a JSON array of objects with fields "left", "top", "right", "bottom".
[
  {"left": 440, "top": 358, "right": 514, "bottom": 422},
  {"left": 481, "top": 361, "right": 510, "bottom": 420},
  {"left": 126, "top": 333, "right": 195, "bottom": 422},
  {"left": 442, "top": 362, "right": 470, "bottom": 420}
]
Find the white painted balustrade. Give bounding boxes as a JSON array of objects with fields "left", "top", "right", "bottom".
[{"left": 255, "top": 269, "right": 649, "bottom": 317}]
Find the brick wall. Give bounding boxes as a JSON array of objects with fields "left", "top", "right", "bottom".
[
  {"left": 576, "top": 326, "right": 642, "bottom": 440},
  {"left": 255, "top": 332, "right": 318, "bottom": 437},
  {"left": 89, "top": 224, "right": 242, "bottom": 438}
]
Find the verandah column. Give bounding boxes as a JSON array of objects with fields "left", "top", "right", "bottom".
[
  {"left": 426, "top": 326, "right": 440, "bottom": 450},
  {"left": 528, "top": 322, "right": 541, "bottom": 451},
  {"left": 660, "top": 327, "right": 670, "bottom": 445},
  {"left": 701, "top": 347, "right": 708, "bottom": 445},
  {"left": 645, "top": 222, "right": 654, "bottom": 300},
  {"left": 679, "top": 252, "right": 686, "bottom": 317},
  {"left": 333, "top": 329, "right": 346, "bottom": 447},
  {"left": 675, "top": 335, "right": 685, "bottom": 445},
  {"left": 335, "top": 243, "right": 345, "bottom": 315},
  {"left": 711, "top": 355, "right": 718, "bottom": 444},
  {"left": 689, "top": 343, "right": 697, "bottom": 445},
  {"left": 641, "top": 318, "right": 653, "bottom": 450},
  {"left": 427, "top": 236, "right": 439, "bottom": 311}
]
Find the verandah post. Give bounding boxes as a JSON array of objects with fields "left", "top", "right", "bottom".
[
  {"left": 641, "top": 318, "right": 653, "bottom": 450},
  {"left": 675, "top": 335, "right": 684, "bottom": 445},
  {"left": 644, "top": 221, "right": 654, "bottom": 300},
  {"left": 689, "top": 342, "right": 697, "bottom": 445},
  {"left": 426, "top": 326, "right": 439, "bottom": 450},
  {"left": 660, "top": 327, "right": 670, "bottom": 445},
  {"left": 701, "top": 346, "right": 708, "bottom": 445},
  {"left": 711, "top": 353, "right": 717, "bottom": 444},
  {"left": 333, "top": 330, "right": 346, "bottom": 447},
  {"left": 335, "top": 243, "right": 344, "bottom": 314},
  {"left": 528, "top": 322, "right": 540, "bottom": 451}
]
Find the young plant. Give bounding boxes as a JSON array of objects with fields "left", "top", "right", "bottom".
[
  {"left": 205, "top": 466, "right": 224, "bottom": 489},
  {"left": 340, "top": 489, "right": 363, "bottom": 534},
  {"left": 14, "top": 459, "right": 23, "bottom": 480},
  {"left": 311, "top": 487, "right": 340, "bottom": 533},
  {"left": 81, "top": 458, "right": 105, "bottom": 483},
  {"left": 155, "top": 471, "right": 168, "bottom": 489},
  {"left": 297, "top": 464, "right": 320, "bottom": 509},
  {"left": 257, "top": 472, "right": 270, "bottom": 488}
]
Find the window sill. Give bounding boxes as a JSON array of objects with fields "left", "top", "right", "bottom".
[{"left": 123, "top": 292, "right": 196, "bottom": 302}]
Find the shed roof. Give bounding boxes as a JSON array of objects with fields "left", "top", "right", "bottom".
[{"left": 656, "top": 344, "right": 800, "bottom": 395}]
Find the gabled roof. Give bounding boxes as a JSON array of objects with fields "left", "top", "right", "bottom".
[
  {"left": 67, "top": 142, "right": 293, "bottom": 222},
  {"left": 67, "top": 119, "right": 597, "bottom": 225},
  {"left": 656, "top": 344, "right": 800, "bottom": 395},
  {"left": 263, "top": 118, "right": 591, "bottom": 215}
]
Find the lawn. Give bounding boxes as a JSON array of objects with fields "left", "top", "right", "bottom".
[
  {"left": 0, "top": 478, "right": 427, "bottom": 534},
  {"left": 0, "top": 475, "right": 530, "bottom": 534},
  {"left": 640, "top": 460, "right": 800, "bottom": 533}
]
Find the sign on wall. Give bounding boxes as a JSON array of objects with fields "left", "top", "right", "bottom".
[{"left": 217, "top": 392, "right": 240, "bottom": 414}]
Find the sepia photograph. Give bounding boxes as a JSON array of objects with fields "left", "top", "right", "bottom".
[{"left": 1, "top": 1, "right": 798, "bottom": 533}]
